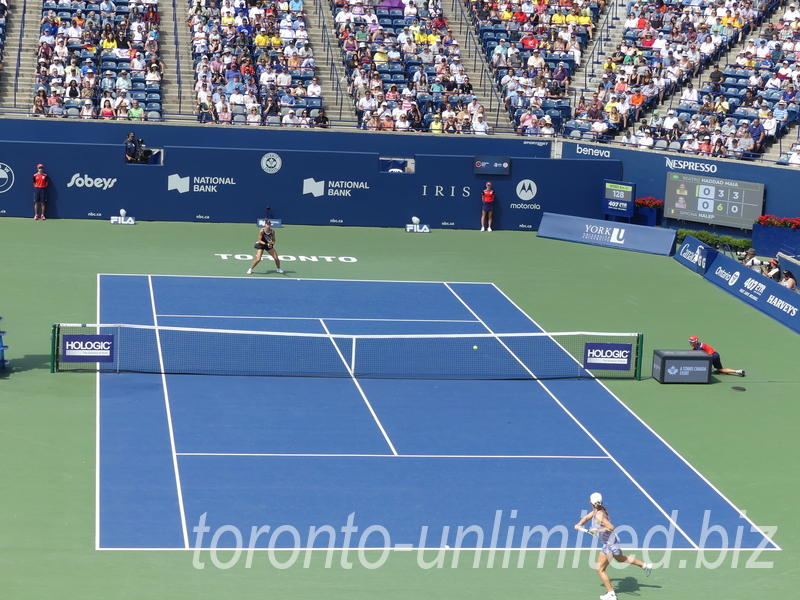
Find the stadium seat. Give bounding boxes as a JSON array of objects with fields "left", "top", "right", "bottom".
[{"left": 146, "top": 111, "right": 162, "bottom": 121}]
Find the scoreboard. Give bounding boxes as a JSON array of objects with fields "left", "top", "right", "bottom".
[{"left": 664, "top": 172, "right": 764, "bottom": 230}]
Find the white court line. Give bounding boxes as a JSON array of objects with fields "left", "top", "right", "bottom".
[
  {"left": 490, "top": 283, "right": 782, "bottom": 551},
  {"left": 99, "top": 273, "right": 496, "bottom": 285},
  {"left": 96, "top": 544, "right": 779, "bottom": 552},
  {"left": 148, "top": 276, "right": 190, "bottom": 549},
  {"left": 95, "top": 273, "right": 101, "bottom": 551},
  {"left": 156, "top": 314, "right": 478, "bottom": 323},
  {"left": 176, "top": 453, "right": 610, "bottom": 459},
  {"left": 319, "top": 319, "right": 398, "bottom": 456},
  {"left": 443, "top": 283, "right": 699, "bottom": 550}
]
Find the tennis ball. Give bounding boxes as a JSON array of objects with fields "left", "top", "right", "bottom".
[
  {"left": 412, "top": 216, "right": 420, "bottom": 224},
  {"left": 473, "top": 346, "right": 478, "bottom": 350}
]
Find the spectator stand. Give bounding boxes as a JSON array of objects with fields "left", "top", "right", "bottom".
[
  {"left": 0, "top": 317, "right": 8, "bottom": 373},
  {"left": 34, "top": 0, "right": 163, "bottom": 120},
  {"left": 186, "top": 0, "right": 324, "bottom": 127},
  {"left": 333, "top": 0, "right": 506, "bottom": 133},
  {"left": 632, "top": 1, "right": 798, "bottom": 160},
  {"left": 564, "top": 0, "right": 788, "bottom": 151},
  {"left": 465, "top": 0, "right": 605, "bottom": 136}
]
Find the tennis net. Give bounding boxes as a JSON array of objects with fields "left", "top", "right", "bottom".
[{"left": 50, "top": 324, "right": 644, "bottom": 380}]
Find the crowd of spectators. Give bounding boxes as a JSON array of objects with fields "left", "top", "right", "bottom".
[
  {"left": 186, "top": 0, "right": 329, "bottom": 127},
  {"left": 32, "top": 0, "right": 163, "bottom": 119},
  {"left": 470, "top": 1, "right": 601, "bottom": 134},
  {"left": 338, "top": 1, "right": 491, "bottom": 133},
  {"left": 563, "top": 0, "right": 800, "bottom": 164}
]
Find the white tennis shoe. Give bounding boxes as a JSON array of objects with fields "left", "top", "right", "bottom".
[
  {"left": 246, "top": 268, "right": 252, "bottom": 274},
  {"left": 276, "top": 268, "right": 284, "bottom": 274},
  {"left": 487, "top": 227, "right": 492, "bottom": 232},
  {"left": 480, "top": 226, "right": 485, "bottom": 231},
  {"left": 599, "top": 591, "right": 617, "bottom": 600},
  {"left": 644, "top": 562, "right": 653, "bottom": 577}
]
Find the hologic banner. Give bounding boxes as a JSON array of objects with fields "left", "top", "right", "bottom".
[
  {"left": 704, "top": 252, "right": 800, "bottom": 334},
  {"left": 584, "top": 343, "right": 632, "bottom": 370},
  {"left": 536, "top": 213, "right": 676, "bottom": 256},
  {"left": 62, "top": 334, "right": 115, "bottom": 362},
  {"left": 673, "top": 234, "right": 718, "bottom": 275}
]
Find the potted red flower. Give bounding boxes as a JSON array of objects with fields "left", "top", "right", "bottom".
[
  {"left": 752, "top": 214, "right": 800, "bottom": 257},
  {"left": 632, "top": 197, "right": 664, "bottom": 227}
]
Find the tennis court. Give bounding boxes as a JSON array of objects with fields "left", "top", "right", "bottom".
[{"left": 92, "top": 274, "right": 776, "bottom": 553}]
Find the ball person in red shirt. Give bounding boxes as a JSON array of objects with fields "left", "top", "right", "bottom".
[
  {"left": 689, "top": 336, "right": 745, "bottom": 377},
  {"left": 480, "top": 181, "right": 495, "bottom": 232},
  {"left": 33, "top": 164, "right": 50, "bottom": 220}
]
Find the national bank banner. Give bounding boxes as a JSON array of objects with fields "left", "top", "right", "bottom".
[
  {"left": 536, "top": 213, "right": 676, "bottom": 255},
  {"left": 673, "top": 234, "right": 718, "bottom": 275},
  {"left": 704, "top": 252, "right": 800, "bottom": 334},
  {"left": 0, "top": 141, "right": 618, "bottom": 230}
]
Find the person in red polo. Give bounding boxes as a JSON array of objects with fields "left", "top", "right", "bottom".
[
  {"left": 33, "top": 163, "right": 50, "bottom": 220},
  {"left": 480, "top": 181, "right": 495, "bottom": 232},
  {"left": 689, "top": 336, "right": 745, "bottom": 377}
]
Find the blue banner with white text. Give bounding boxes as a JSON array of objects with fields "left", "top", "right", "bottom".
[
  {"left": 673, "top": 235, "right": 718, "bottom": 275},
  {"left": 0, "top": 141, "right": 617, "bottom": 230},
  {"left": 536, "top": 213, "right": 676, "bottom": 255},
  {"left": 703, "top": 252, "right": 800, "bottom": 334}
]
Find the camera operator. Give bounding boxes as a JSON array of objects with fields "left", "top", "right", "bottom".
[{"left": 124, "top": 132, "right": 138, "bottom": 163}]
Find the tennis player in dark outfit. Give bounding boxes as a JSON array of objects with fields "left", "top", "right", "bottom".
[
  {"left": 247, "top": 220, "right": 283, "bottom": 274},
  {"left": 33, "top": 164, "right": 49, "bottom": 220}
]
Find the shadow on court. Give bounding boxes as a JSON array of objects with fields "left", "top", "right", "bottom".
[
  {"left": 0, "top": 354, "right": 51, "bottom": 376},
  {"left": 611, "top": 576, "right": 663, "bottom": 596}
]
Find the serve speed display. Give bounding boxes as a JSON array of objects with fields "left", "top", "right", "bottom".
[
  {"left": 602, "top": 180, "right": 635, "bottom": 217},
  {"left": 664, "top": 172, "right": 764, "bottom": 230}
]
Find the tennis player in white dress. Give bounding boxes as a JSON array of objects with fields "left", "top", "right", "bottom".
[{"left": 574, "top": 492, "right": 653, "bottom": 600}]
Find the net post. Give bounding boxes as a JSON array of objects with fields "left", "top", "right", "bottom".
[
  {"left": 635, "top": 333, "right": 644, "bottom": 381},
  {"left": 50, "top": 324, "right": 58, "bottom": 373}
]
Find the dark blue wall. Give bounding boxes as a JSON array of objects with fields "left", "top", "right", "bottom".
[
  {"left": 0, "top": 118, "right": 553, "bottom": 157},
  {"left": 561, "top": 141, "right": 800, "bottom": 236},
  {"left": 0, "top": 125, "right": 620, "bottom": 230}
]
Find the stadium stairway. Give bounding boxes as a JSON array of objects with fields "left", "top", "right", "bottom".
[
  {"left": 449, "top": 3, "right": 515, "bottom": 132},
  {"left": 163, "top": 1, "right": 198, "bottom": 119},
  {"left": 0, "top": 2, "right": 41, "bottom": 114},
  {"left": 573, "top": 0, "right": 626, "bottom": 98},
  {"left": 315, "top": 0, "right": 358, "bottom": 124}
]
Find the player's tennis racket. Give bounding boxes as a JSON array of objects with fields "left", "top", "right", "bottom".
[{"left": 578, "top": 527, "right": 605, "bottom": 541}]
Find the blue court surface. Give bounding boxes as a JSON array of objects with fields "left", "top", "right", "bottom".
[{"left": 97, "top": 275, "right": 777, "bottom": 552}]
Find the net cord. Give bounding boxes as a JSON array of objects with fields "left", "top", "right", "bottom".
[{"left": 55, "top": 323, "right": 640, "bottom": 341}]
